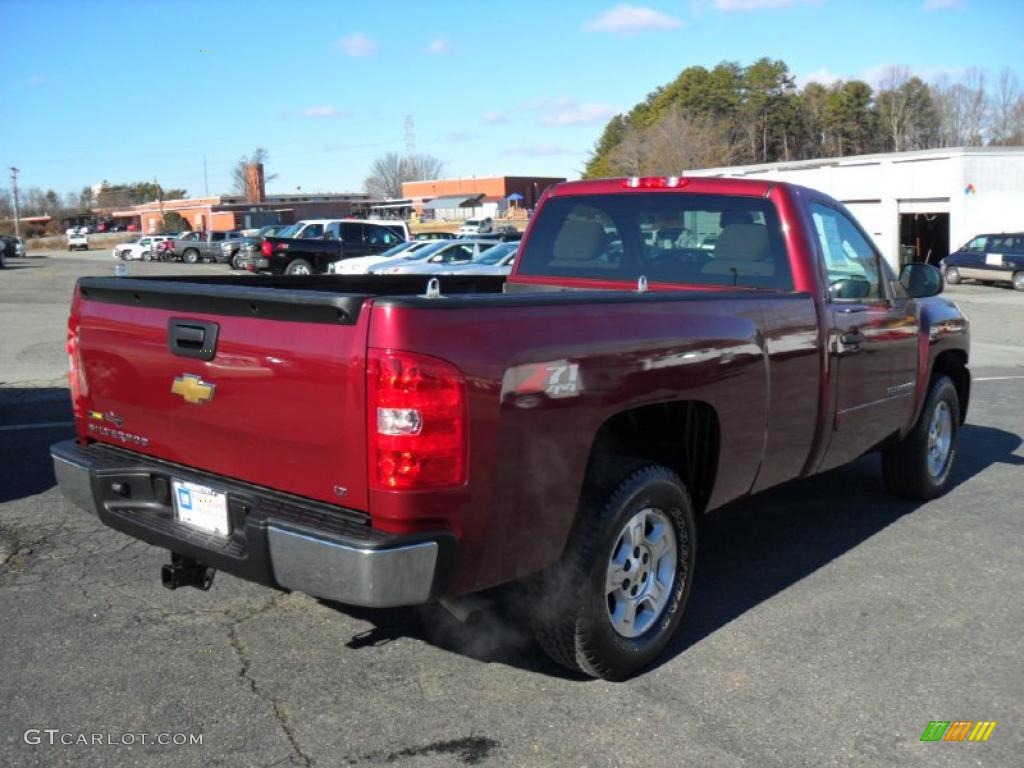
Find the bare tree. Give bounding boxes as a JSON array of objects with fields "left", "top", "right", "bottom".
[
  {"left": 876, "top": 65, "right": 911, "bottom": 150},
  {"left": 607, "top": 109, "right": 739, "bottom": 175},
  {"left": 990, "top": 67, "right": 1022, "bottom": 144},
  {"left": 231, "top": 148, "right": 279, "bottom": 195},
  {"left": 363, "top": 153, "right": 445, "bottom": 199}
]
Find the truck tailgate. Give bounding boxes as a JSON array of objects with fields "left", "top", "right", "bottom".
[{"left": 72, "top": 278, "right": 371, "bottom": 511}]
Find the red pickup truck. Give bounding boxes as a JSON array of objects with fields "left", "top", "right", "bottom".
[{"left": 51, "top": 177, "right": 970, "bottom": 680}]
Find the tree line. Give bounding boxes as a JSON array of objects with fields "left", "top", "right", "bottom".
[
  {"left": 0, "top": 181, "right": 187, "bottom": 235},
  {"left": 583, "top": 58, "right": 1024, "bottom": 179}
]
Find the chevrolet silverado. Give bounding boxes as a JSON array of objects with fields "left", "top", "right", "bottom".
[{"left": 51, "top": 176, "right": 970, "bottom": 679}]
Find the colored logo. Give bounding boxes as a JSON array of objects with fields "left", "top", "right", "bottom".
[
  {"left": 171, "top": 374, "right": 215, "bottom": 405},
  {"left": 177, "top": 488, "right": 193, "bottom": 510},
  {"left": 921, "top": 721, "right": 997, "bottom": 742},
  {"left": 964, "top": 183, "right": 977, "bottom": 195}
]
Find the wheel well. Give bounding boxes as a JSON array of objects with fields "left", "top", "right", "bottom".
[
  {"left": 586, "top": 401, "right": 719, "bottom": 514},
  {"left": 931, "top": 349, "right": 969, "bottom": 424}
]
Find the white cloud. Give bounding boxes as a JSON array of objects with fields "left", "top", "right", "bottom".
[
  {"left": 501, "top": 144, "right": 579, "bottom": 157},
  {"left": 445, "top": 131, "right": 478, "bottom": 142},
  {"left": 482, "top": 111, "right": 510, "bottom": 124},
  {"left": 922, "top": 0, "right": 963, "bottom": 9},
  {"left": 425, "top": 37, "right": 451, "bottom": 54},
  {"left": 523, "top": 97, "right": 616, "bottom": 126},
  {"left": 797, "top": 68, "right": 841, "bottom": 88},
  {"left": 712, "top": 0, "right": 817, "bottom": 10},
  {"left": 584, "top": 4, "right": 683, "bottom": 33},
  {"left": 336, "top": 33, "right": 378, "bottom": 57},
  {"left": 299, "top": 105, "right": 347, "bottom": 118}
]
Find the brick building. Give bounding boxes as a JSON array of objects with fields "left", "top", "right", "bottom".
[{"left": 401, "top": 176, "right": 565, "bottom": 220}]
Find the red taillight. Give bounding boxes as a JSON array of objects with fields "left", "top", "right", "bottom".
[
  {"left": 622, "top": 176, "right": 688, "bottom": 189},
  {"left": 261, "top": 240, "right": 272, "bottom": 256},
  {"left": 67, "top": 288, "right": 87, "bottom": 438},
  {"left": 367, "top": 348, "right": 467, "bottom": 490}
]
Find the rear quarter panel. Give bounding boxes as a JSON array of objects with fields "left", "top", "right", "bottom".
[{"left": 369, "top": 293, "right": 818, "bottom": 593}]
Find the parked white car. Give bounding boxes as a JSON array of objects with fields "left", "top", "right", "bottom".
[
  {"left": 67, "top": 233, "right": 89, "bottom": 252},
  {"left": 456, "top": 217, "right": 493, "bottom": 236},
  {"left": 112, "top": 236, "right": 172, "bottom": 261},
  {"left": 329, "top": 240, "right": 434, "bottom": 274}
]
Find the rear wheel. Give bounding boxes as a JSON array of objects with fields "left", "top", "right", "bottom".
[
  {"left": 528, "top": 463, "right": 696, "bottom": 680},
  {"left": 882, "top": 375, "right": 960, "bottom": 500},
  {"left": 182, "top": 248, "right": 199, "bottom": 264},
  {"left": 231, "top": 252, "right": 244, "bottom": 270},
  {"left": 142, "top": 250, "right": 151, "bottom": 262},
  {"left": 944, "top": 266, "right": 961, "bottom": 285},
  {"left": 1013, "top": 272, "right": 1024, "bottom": 291},
  {"left": 285, "top": 259, "right": 313, "bottom": 276}
]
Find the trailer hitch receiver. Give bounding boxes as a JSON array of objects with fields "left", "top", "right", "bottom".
[{"left": 161, "top": 553, "right": 216, "bottom": 591}]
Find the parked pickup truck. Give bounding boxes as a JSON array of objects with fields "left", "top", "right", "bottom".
[
  {"left": 163, "top": 231, "right": 243, "bottom": 264},
  {"left": 254, "top": 219, "right": 409, "bottom": 275},
  {"left": 51, "top": 176, "right": 969, "bottom": 680}
]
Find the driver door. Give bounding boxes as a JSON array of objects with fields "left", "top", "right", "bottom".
[{"left": 811, "top": 202, "right": 919, "bottom": 471}]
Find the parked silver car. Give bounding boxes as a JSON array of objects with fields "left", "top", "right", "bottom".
[
  {"left": 438, "top": 242, "right": 518, "bottom": 276},
  {"left": 369, "top": 240, "right": 496, "bottom": 275}
]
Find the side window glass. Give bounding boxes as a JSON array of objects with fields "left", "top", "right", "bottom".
[
  {"left": 342, "top": 223, "right": 364, "bottom": 243},
  {"left": 965, "top": 237, "right": 986, "bottom": 252},
  {"left": 326, "top": 222, "right": 341, "bottom": 240},
  {"left": 303, "top": 224, "right": 323, "bottom": 239},
  {"left": 811, "top": 203, "right": 882, "bottom": 301}
]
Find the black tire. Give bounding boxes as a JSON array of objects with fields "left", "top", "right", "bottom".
[
  {"left": 285, "top": 258, "right": 313, "bottom": 276},
  {"left": 142, "top": 250, "right": 151, "bottom": 262},
  {"left": 944, "top": 266, "right": 961, "bottom": 285},
  {"left": 1013, "top": 272, "right": 1024, "bottom": 292},
  {"left": 882, "top": 375, "right": 960, "bottom": 500},
  {"left": 528, "top": 463, "right": 697, "bottom": 681},
  {"left": 231, "top": 252, "right": 244, "bottom": 270},
  {"left": 182, "top": 248, "right": 199, "bottom": 264}
]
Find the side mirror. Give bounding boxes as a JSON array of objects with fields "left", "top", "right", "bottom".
[
  {"left": 900, "top": 262, "right": 943, "bottom": 298},
  {"left": 828, "top": 277, "right": 872, "bottom": 301}
]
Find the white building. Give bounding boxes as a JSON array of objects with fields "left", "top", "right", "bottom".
[{"left": 687, "top": 147, "right": 1024, "bottom": 269}]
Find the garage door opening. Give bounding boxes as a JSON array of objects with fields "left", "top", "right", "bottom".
[{"left": 899, "top": 213, "right": 949, "bottom": 266}]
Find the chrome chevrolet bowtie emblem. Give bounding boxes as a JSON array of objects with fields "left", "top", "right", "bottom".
[{"left": 171, "top": 374, "right": 215, "bottom": 405}]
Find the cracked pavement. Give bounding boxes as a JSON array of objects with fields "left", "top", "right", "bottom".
[{"left": 1, "top": 254, "right": 1022, "bottom": 766}]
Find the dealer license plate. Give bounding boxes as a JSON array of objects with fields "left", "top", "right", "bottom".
[{"left": 172, "top": 479, "right": 230, "bottom": 536}]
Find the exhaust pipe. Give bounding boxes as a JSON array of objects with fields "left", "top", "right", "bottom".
[
  {"left": 439, "top": 595, "right": 488, "bottom": 626},
  {"left": 161, "top": 553, "right": 216, "bottom": 591}
]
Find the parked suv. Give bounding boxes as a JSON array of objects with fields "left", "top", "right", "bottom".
[
  {"left": 942, "top": 232, "right": 1024, "bottom": 291},
  {"left": 457, "top": 217, "right": 493, "bottom": 236}
]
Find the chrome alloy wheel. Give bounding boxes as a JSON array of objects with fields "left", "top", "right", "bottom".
[
  {"left": 605, "top": 507, "right": 677, "bottom": 638},
  {"left": 926, "top": 400, "right": 953, "bottom": 478}
]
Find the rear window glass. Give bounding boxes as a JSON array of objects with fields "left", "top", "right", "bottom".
[{"left": 517, "top": 193, "right": 792, "bottom": 290}]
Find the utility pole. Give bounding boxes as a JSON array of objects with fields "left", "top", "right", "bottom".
[
  {"left": 9, "top": 166, "right": 21, "bottom": 239},
  {"left": 155, "top": 176, "right": 164, "bottom": 230}
]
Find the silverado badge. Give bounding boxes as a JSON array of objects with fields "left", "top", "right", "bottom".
[{"left": 172, "top": 374, "right": 215, "bottom": 405}]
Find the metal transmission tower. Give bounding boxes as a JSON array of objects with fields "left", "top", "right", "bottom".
[{"left": 404, "top": 115, "right": 416, "bottom": 157}]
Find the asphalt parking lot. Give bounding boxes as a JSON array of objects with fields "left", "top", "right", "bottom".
[{"left": 1, "top": 251, "right": 1022, "bottom": 767}]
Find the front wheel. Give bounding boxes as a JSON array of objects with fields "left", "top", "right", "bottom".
[
  {"left": 882, "top": 375, "right": 961, "bottom": 500},
  {"left": 1013, "top": 272, "right": 1024, "bottom": 292},
  {"left": 231, "top": 252, "right": 245, "bottom": 270},
  {"left": 142, "top": 250, "right": 151, "bottom": 261},
  {"left": 285, "top": 259, "right": 313, "bottom": 276},
  {"left": 944, "top": 266, "right": 961, "bottom": 285},
  {"left": 528, "top": 464, "right": 696, "bottom": 680}
]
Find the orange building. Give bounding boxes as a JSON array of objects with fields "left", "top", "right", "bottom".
[{"left": 402, "top": 175, "right": 565, "bottom": 213}]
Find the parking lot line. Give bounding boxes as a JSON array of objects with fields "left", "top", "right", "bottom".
[
  {"left": 973, "top": 375, "right": 1024, "bottom": 382},
  {"left": 0, "top": 421, "right": 75, "bottom": 432}
]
